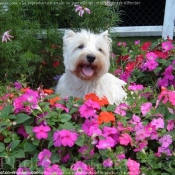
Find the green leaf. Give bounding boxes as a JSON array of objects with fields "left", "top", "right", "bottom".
[
  {"left": 48, "top": 139, "right": 53, "bottom": 148},
  {"left": 75, "top": 136, "right": 85, "bottom": 146},
  {"left": 24, "top": 141, "right": 37, "bottom": 152},
  {"left": 8, "top": 115, "right": 17, "bottom": 120},
  {"left": 59, "top": 114, "right": 72, "bottom": 122},
  {"left": 16, "top": 113, "right": 31, "bottom": 124},
  {"left": 10, "top": 140, "right": 20, "bottom": 149},
  {"left": 25, "top": 126, "right": 33, "bottom": 135},
  {"left": 13, "top": 149, "right": 25, "bottom": 158},
  {"left": 19, "top": 160, "right": 31, "bottom": 167},
  {"left": 59, "top": 122, "right": 75, "bottom": 130},
  {"left": 5, "top": 156, "right": 15, "bottom": 168},
  {"left": 107, "top": 105, "right": 116, "bottom": 112},
  {"left": 0, "top": 142, "right": 5, "bottom": 152},
  {"left": 1, "top": 105, "right": 13, "bottom": 118}
]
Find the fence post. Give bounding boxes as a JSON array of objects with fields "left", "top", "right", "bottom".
[{"left": 162, "top": 0, "right": 175, "bottom": 39}]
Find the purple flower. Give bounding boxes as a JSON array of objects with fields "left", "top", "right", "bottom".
[
  {"left": 156, "top": 146, "right": 172, "bottom": 157},
  {"left": 157, "top": 78, "right": 169, "bottom": 87},
  {"left": 2, "top": 30, "right": 14, "bottom": 42},
  {"left": 103, "top": 158, "right": 113, "bottom": 167},
  {"left": 151, "top": 118, "right": 164, "bottom": 130},
  {"left": 71, "top": 161, "right": 88, "bottom": 175},
  {"left": 16, "top": 167, "right": 31, "bottom": 175},
  {"left": 114, "top": 103, "right": 128, "bottom": 116},
  {"left": 53, "top": 75, "right": 61, "bottom": 81},
  {"left": 162, "top": 65, "right": 174, "bottom": 80},
  {"left": 17, "top": 125, "right": 29, "bottom": 138},
  {"left": 38, "top": 149, "right": 52, "bottom": 168},
  {"left": 61, "top": 153, "right": 70, "bottom": 163},
  {"left": 128, "top": 84, "right": 143, "bottom": 91},
  {"left": 44, "top": 164, "right": 63, "bottom": 175},
  {"left": 14, "top": 82, "right": 22, "bottom": 90},
  {"left": 134, "top": 40, "right": 140, "bottom": 45},
  {"left": 140, "top": 102, "right": 152, "bottom": 116},
  {"left": 75, "top": 5, "right": 90, "bottom": 17},
  {"left": 159, "top": 135, "right": 172, "bottom": 148},
  {"left": 96, "top": 137, "right": 115, "bottom": 149},
  {"left": 33, "top": 125, "right": 51, "bottom": 140}
]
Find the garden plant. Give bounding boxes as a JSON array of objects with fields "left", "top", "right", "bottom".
[{"left": 0, "top": 1, "right": 175, "bottom": 175}]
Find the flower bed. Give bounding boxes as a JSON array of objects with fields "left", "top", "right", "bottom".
[{"left": 0, "top": 38, "right": 175, "bottom": 175}]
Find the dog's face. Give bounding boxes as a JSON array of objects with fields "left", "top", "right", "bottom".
[{"left": 63, "top": 30, "right": 112, "bottom": 80}]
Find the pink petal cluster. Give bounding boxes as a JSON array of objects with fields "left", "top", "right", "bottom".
[
  {"left": 44, "top": 164, "right": 63, "bottom": 175},
  {"left": 16, "top": 167, "right": 31, "bottom": 175},
  {"left": 115, "top": 103, "right": 128, "bottom": 116},
  {"left": 119, "top": 133, "right": 132, "bottom": 146},
  {"left": 103, "top": 158, "right": 113, "bottom": 167},
  {"left": 33, "top": 125, "right": 51, "bottom": 140},
  {"left": 71, "top": 161, "right": 88, "bottom": 175},
  {"left": 127, "top": 158, "right": 140, "bottom": 175},
  {"left": 2, "top": 30, "right": 14, "bottom": 42},
  {"left": 162, "top": 41, "right": 174, "bottom": 52},
  {"left": 140, "top": 102, "right": 152, "bottom": 116},
  {"left": 75, "top": 5, "right": 90, "bottom": 17},
  {"left": 128, "top": 83, "right": 143, "bottom": 91},
  {"left": 38, "top": 149, "right": 52, "bottom": 168},
  {"left": 53, "top": 129, "right": 78, "bottom": 147}
]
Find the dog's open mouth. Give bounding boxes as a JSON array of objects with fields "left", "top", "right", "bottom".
[{"left": 81, "top": 64, "right": 94, "bottom": 77}]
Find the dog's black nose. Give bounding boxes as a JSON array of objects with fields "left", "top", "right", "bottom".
[{"left": 86, "top": 54, "right": 96, "bottom": 63}]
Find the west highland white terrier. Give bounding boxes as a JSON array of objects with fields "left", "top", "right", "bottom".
[{"left": 55, "top": 30, "right": 126, "bottom": 104}]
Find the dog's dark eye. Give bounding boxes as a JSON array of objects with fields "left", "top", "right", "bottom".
[
  {"left": 78, "top": 44, "right": 84, "bottom": 49},
  {"left": 98, "top": 48, "right": 102, "bottom": 52}
]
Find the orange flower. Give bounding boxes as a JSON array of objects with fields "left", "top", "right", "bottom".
[
  {"left": 98, "top": 111, "right": 115, "bottom": 125},
  {"left": 20, "top": 87, "right": 30, "bottom": 93},
  {"left": 9, "top": 93, "right": 15, "bottom": 99},
  {"left": 85, "top": 93, "right": 109, "bottom": 107},
  {"left": 44, "top": 89, "right": 54, "bottom": 95},
  {"left": 48, "top": 96, "right": 60, "bottom": 105}
]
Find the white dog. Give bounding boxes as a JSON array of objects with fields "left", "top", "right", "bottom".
[{"left": 55, "top": 30, "right": 126, "bottom": 104}]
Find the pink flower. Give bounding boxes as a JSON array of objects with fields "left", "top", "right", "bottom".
[
  {"left": 156, "top": 146, "right": 172, "bottom": 157},
  {"left": 151, "top": 118, "right": 164, "bottom": 130},
  {"left": 33, "top": 125, "right": 51, "bottom": 140},
  {"left": 134, "top": 40, "right": 140, "bottom": 45},
  {"left": 167, "top": 120, "right": 175, "bottom": 131},
  {"left": 79, "top": 104, "right": 95, "bottom": 119},
  {"left": 140, "top": 102, "right": 152, "bottom": 116},
  {"left": 71, "top": 161, "right": 88, "bottom": 175},
  {"left": 146, "top": 52, "right": 158, "bottom": 61},
  {"left": 75, "top": 5, "right": 90, "bottom": 17},
  {"left": 117, "top": 42, "right": 127, "bottom": 47},
  {"left": 2, "top": 30, "right": 14, "bottom": 42},
  {"left": 53, "top": 130, "right": 78, "bottom": 147},
  {"left": 127, "top": 158, "right": 140, "bottom": 175},
  {"left": 134, "top": 140, "right": 148, "bottom": 152},
  {"left": 145, "top": 60, "right": 158, "bottom": 71},
  {"left": 44, "top": 164, "right": 63, "bottom": 175},
  {"left": 159, "top": 135, "right": 172, "bottom": 148},
  {"left": 103, "top": 158, "right": 113, "bottom": 167},
  {"left": 119, "top": 133, "right": 132, "bottom": 146},
  {"left": 16, "top": 167, "right": 31, "bottom": 175},
  {"left": 128, "top": 84, "right": 143, "bottom": 91},
  {"left": 38, "top": 149, "right": 52, "bottom": 168},
  {"left": 117, "top": 153, "right": 125, "bottom": 160},
  {"left": 17, "top": 125, "right": 29, "bottom": 138},
  {"left": 55, "top": 103, "right": 69, "bottom": 113},
  {"left": 96, "top": 137, "right": 116, "bottom": 149},
  {"left": 115, "top": 103, "right": 128, "bottom": 116},
  {"left": 14, "top": 82, "right": 22, "bottom": 90},
  {"left": 61, "top": 153, "right": 70, "bottom": 163},
  {"left": 162, "top": 41, "right": 174, "bottom": 52}
]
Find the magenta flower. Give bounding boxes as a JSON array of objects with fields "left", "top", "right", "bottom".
[
  {"left": 167, "top": 120, "right": 175, "bottom": 131},
  {"left": 117, "top": 153, "right": 126, "bottom": 160},
  {"left": 14, "top": 82, "right": 22, "bottom": 90},
  {"left": 53, "top": 130, "right": 78, "bottom": 147},
  {"left": 55, "top": 103, "right": 69, "bottom": 113},
  {"left": 117, "top": 42, "right": 127, "bottom": 47},
  {"left": 33, "top": 125, "right": 51, "bottom": 139},
  {"left": 127, "top": 158, "right": 140, "bottom": 175},
  {"left": 96, "top": 137, "right": 115, "bottom": 149},
  {"left": 61, "top": 153, "right": 70, "bottom": 163},
  {"left": 17, "top": 125, "right": 29, "bottom": 138},
  {"left": 75, "top": 5, "right": 90, "bottom": 17},
  {"left": 151, "top": 118, "right": 164, "bottom": 130},
  {"left": 2, "top": 30, "right": 14, "bottom": 42},
  {"left": 162, "top": 41, "right": 174, "bottom": 52},
  {"left": 146, "top": 52, "right": 158, "bottom": 61},
  {"left": 16, "top": 167, "right": 31, "bottom": 175},
  {"left": 128, "top": 84, "right": 143, "bottom": 91},
  {"left": 44, "top": 164, "right": 63, "bottom": 175},
  {"left": 79, "top": 104, "right": 95, "bottom": 118},
  {"left": 145, "top": 60, "right": 158, "bottom": 71},
  {"left": 159, "top": 135, "right": 172, "bottom": 148},
  {"left": 38, "top": 149, "right": 52, "bottom": 168},
  {"left": 134, "top": 40, "right": 140, "bottom": 45},
  {"left": 133, "top": 140, "right": 148, "bottom": 152},
  {"left": 119, "top": 133, "right": 132, "bottom": 146},
  {"left": 103, "top": 158, "right": 113, "bottom": 167},
  {"left": 140, "top": 102, "right": 152, "bottom": 116},
  {"left": 115, "top": 103, "right": 128, "bottom": 116},
  {"left": 156, "top": 146, "right": 172, "bottom": 157},
  {"left": 71, "top": 161, "right": 88, "bottom": 175},
  {"left": 135, "top": 128, "right": 150, "bottom": 141}
]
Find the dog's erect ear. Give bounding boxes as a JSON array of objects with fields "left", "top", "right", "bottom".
[
  {"left": 63, "top": 30, "right": 75, "bottom": 43},
  {"left": 100, "top": 30, "right": 112, "bottom": 49}
]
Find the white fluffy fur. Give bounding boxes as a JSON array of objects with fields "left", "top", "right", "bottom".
[{"left": 55, "top": 30, "right": 126, "bottom": 105}]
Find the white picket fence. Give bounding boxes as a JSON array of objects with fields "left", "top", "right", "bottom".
[{"left": 111, "top": 0, "right": 175, "bottom": 39}]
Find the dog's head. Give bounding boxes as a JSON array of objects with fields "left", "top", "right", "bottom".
[{"left": 62, "top": 30, "right": 112, "bottom": 80}]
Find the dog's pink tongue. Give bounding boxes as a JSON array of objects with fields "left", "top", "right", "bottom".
[{"left": 82, "top": 66, "right": 94, "bottom": 76}]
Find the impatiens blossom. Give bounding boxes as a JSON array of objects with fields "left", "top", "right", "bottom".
[
  {"left": 128, "top": 83, "right": 143, "bottom": 91},
  {"left": 17, "top": 125, "right": 29, "bottom": 138},
  {"left": 117, "top": 42, "right": 127, "bottom": 47},
  {"left": 2, "top": 30, "right": 14, "bottom": 42},
  {"left": 44, "top": 164, "right": 63, "bottom": 175},
  {"left": 75, "top": 5, "right": 90, "bottom": 17},
  {"left": 14, "top": 82, "right": 22, "bottom": 90},
  {"left": 119, "top": 133, "right": 132, "bottom": 146},
  {"left": 140, "top": 102, "right": 152, "bottom": 116},
  {"left": 162, "top": 41, "right": 174, "bottom": 52},
  {"left": 103, "top": 158, "right": 113, "bottom": 167},
  {"left": 53, "top": 130, "right": 78, "bottom": 147},
  {"left": 114, "top": 103, "right": 128, "bottom": 116},
  {"left": 159, "top": 135, "right": 172, "bottom": 148},
  {"left": 134, "top": 40, "right": 140, "bottom": 45},
  {"left": 146, "top": 52, "right": 158, "bottom": 60},
  {"left": 127, "top": 158, "right": 140, "bottom": 175},
  {"left": 38, "top": 149, "right": 52, "bottom": 168},
  {"left": 16, "top": 167, "right": 31, "bottom": 175},
  {"left": 151, "top": 118, "right": 164, "bottom": 130},
  {"left": 167, "top": 120, "right": 175, "bottom": 131},
  {"left": 71, "top": 161, "right": 88, "bottom": 175},
  {"left": 33, "top": 125, "right": 51, "bottom": 139},
  {"left": 96, "top": 137, "right": 116, "bottom": 149}
]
